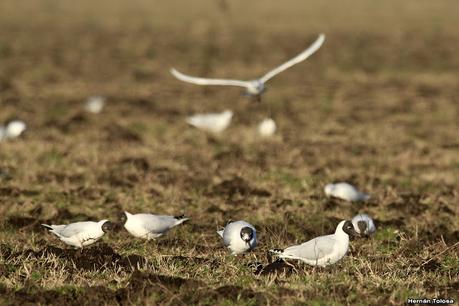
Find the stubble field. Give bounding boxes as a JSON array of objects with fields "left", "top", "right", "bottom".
[{"left": 0, "top": 0, "right": 458, "bottom": 305}]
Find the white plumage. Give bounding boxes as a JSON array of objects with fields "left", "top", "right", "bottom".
[
  {"left": 122, "top": 212, "right": 190, "bottom": 240},
  {"left": 171, "top": 34, "right": 325, "bottom": 96},
  {"left": 217, "top": 220, "right": 257, "bottom": 255},
  {"left": 257, "top": 118, "right": 276, "bottom": 137},
  {"left": 186, "top": 110, "right": 233, "bottom": 133},
  {"left": 324, "top": 182, "right": 370, "bottom": 202},
  {"left": 42, "top": 220, "right": 111, "bottom": 248},
  {"left": 85, "top": 96, "right": 106, "bottom": 114},
  {"left": 0, "top": 120, "right": 27, "bottom": 141},
  {"left": 270, "top": 220, "right": 356, "bottom": 267}
]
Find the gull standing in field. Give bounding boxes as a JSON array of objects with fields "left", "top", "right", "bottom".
[
  {"left": 258, "top": 118, "right": 276, "bottom": 137},
  {"left": 121, "top": 212, "right": 190, "bottom": 239},
  {"left": 170, "top": 34, "right": 325, "bottom": 101},
  {"left": 0, "top": 120, "right": 27, "bottom": 141},
  {"left": 270, "top": 220, "right": 357, "bottom": 267},
  {"left": 351, "top": 213, "right": 376, "bottom": 236},
  {"left": 217, "top": 220, "right": 257, "bottom": 255},
  {"left": 42, "top": 220, "right": 113, "bottom": 248},
  {"left": 324, "top": 182, "right": 370, "bottom": 202},
  {"left": 84, "top": 96, "right": 106, "bottom": 114},
  {"left": 186, "top": 110, "right": 233, "bottom": 133}
]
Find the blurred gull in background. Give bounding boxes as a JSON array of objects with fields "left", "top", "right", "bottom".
[
  {"left": 170, "top": 34, "right": 325, "bottom": 99},
  {"left": 258, "top": 118, "right": 276, "bottom": 137},
  {"left": 351, "top": 213, "right": 376, "bottom": 236},
  {"left": 0, "top": 120, "right": 27, "bottom": 141},
  {"left": 270, "top": 220, "right": 356, "bottom": 266},
  {"left": 217, "top": 220, "right": 257, "bottom": 255},
  {"left": 186, "top": 110, "right": 233, "bottom": 133},
  {"left": 85, "top": 96, "right": 106, "bottom": 114},
  {"left": 324, "top": 182, "right": 370, "bottom": 202}
]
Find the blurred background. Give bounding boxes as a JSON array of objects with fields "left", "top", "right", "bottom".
[{"left": 0, "top": 1, "right": 458, "bottom": 304}]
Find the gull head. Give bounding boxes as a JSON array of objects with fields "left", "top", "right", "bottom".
[
  {"left": 352, "top": 214, "right": 376, "bottom": 236},
  {"left": 246, "top": 80, "right": 265, "bottom": 96},
  {"left": 357, "top": 221, "right": 367, "bottom": 233},
  {"left": 338, "top": 220, "right": 357, "bottom": 237},
  {"left": 240, "top": 226, "right": 254, "bottom": 244},
  {"left": 101, "top": 220, "right": 114, "bottom": 233},
  {"left": 119, "top": 212, "right": 129, "bottom": 224}
]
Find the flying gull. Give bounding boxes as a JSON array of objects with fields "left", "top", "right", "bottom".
[{"left": 170, "top": 34, "right": 325, "bottom": 99}]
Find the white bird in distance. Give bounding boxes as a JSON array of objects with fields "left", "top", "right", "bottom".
[
  {"left": 258, "top": 118, "right": 276, "bottom": 137},
  {"left": 0, "top": 120, "right": 27, "bottom": 141},
  {"left": 186, "top": 110, "right": 233, "bottom": 133},
  {"left": 170, "top": 34, "right": 325, "bottom": 99}
]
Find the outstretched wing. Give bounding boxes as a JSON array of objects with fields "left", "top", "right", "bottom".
[
  {"left": 259, "top": 34, "right": 325, "bottom": 83},
  {"left": 170, "top": 68, "right": 250, "bottom": 88}
]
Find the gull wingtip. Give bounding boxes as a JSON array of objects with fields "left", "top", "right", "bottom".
[{"left": 317, "top": 33, "right": 326, "bottom": 44}]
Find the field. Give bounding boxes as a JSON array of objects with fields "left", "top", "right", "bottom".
[{"left": 0, "top": 0, "right": 459, "bottom": 305}]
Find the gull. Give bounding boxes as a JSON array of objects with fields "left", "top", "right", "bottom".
[
  {"left": 121, "top": 212, "right": 190, "bottom": 240},
  {"left": 270, "top": 220, "right": 357, "bottom": 267},
  {"left": 186, "top": 110, "right": 233, "bottom": 133},
  {"left": 324, "top": 182, "right": 370, "bottom": 202},
  {"left": 351, "top": 213, "right": 376, "bottom": 236},
  {"left": 258, "top": 118, "right": 276, "bottom": 137},
  {"left": 42, "top": 220, "right": 113, "bottom": 248},
  {"left": 170, "top": 34, "right": 325, "bottom": 98},
  {"left": 85, "top": 96, "right": 106, "bottom": 114},
  {"left": 217, "top": 220, "right": 257, "bottom": 255},
  {"left": 0, "top": 120, "right": 27, "bottom": 141}
]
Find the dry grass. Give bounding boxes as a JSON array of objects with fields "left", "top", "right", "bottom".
[{"left": 0, "top": 0, "right": 458, "bottom": 305}]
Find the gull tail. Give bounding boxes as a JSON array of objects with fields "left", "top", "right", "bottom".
[
  {"left": 174, "top": 215, "right": 190, "bottom": 225},
  {"left": 41, "top": 224, "right": 65, "bottom": 237},
  {"left": 216, "top": 229, "right": 224, "bottom": 238},
  {"left": 41, "top": 224, "right": 53, "bottom": 230},
  {"left": 269, "top": 248, "right": 284, "bottom": 255}
]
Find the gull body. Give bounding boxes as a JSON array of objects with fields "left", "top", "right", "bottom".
[
  {"left": 85, "top": 96, "right": 106, "bottom": 114},
  {"left": 351, "top": 213, "right": 376, "bottom": 236},
  {"left": 122, "top": 212, "right": 190, "bottom": 240},
  {"left": 270, "top": 220, "right": 356, "bottom": 267},
  {"left": 258, "top": 118, "right": 276, "bottom": 137},
  {"left": 186, "top": 110, "right": 233, "bottom": 133},
  {"left": 42, "top": 220, "right": 112, "bottom": 248},
  {"left": 324, "top": 182, "right": 370, "bottom": 202},
  {"left": 217, "top": 220, "right": 257, "bottom": 255},
  {"left": 0, "top": 120, "right": 27, "bottom": 141},
  {"left": 171, "top": 34, "right": 325, "bottom": 97}
]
